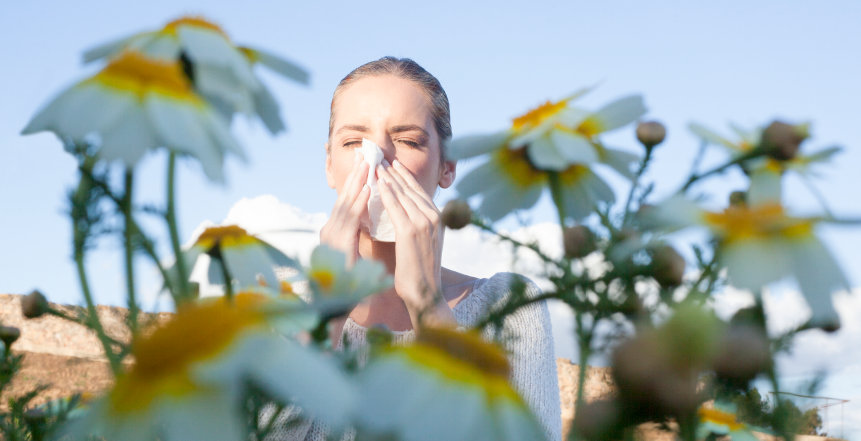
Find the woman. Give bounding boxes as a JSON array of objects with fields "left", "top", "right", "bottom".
[{"left": 284, "top": 57, "right": 561, "bottom": 441}]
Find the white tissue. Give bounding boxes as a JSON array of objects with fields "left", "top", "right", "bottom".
[{"left": 357, "top": 139, "right": 396, "bottom": 241}]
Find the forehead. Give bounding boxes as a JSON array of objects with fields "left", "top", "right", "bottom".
[{"left": 332, "top": 75, "right": 434, "bottom": 131}]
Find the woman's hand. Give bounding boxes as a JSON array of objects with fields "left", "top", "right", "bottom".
[
  {"left": 376, "top": 159, "right": 456, "bottom": 329},
  {"left": 320, "top": 153, "right": 371, "bottom": 266}
]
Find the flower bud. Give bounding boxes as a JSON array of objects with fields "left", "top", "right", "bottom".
[
  {"left": 636, "top": 121, "right": 667, "bottom": 150},
  {"left": 21, "top": 290, "right": 49, "bottom": 319},
  {"left": 0, "top": 326, "right": 21, "bottom": 348},
  {"left": 713, "top": 325, "right": 772, "bottom": 386},
  {"left": 760, "top": 120, "right": 808, "bottom": 161},
  {"left": 573, "top": 399, "right": 622, "bottom": 441},
  {"left": 441, "top": 199, "right": 472, "bottom": 230},
  {"left": 563, "top": 225, "right": 596, "bottom": 259},
  {"left": 729, "top": 191, "right": 747, "bottom": 207},
  {"left": 649, "top": 245, "right": 685, "bottom": 288}
]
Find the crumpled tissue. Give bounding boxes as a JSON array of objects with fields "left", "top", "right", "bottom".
[{"left": 357, "top": 138, "right": 396, "bottom": 241}]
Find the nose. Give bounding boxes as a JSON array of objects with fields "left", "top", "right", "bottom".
[{"left": 368, "top": 136, "right": 396, "bottom": 165}]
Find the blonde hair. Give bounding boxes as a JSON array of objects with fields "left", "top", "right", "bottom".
[{"left": 328, "top": 57, "right": 451, "bottom": 160}]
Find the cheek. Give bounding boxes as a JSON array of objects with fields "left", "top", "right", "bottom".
[{"left": 333, "top": 153, "right": 358, "bottom": 193}]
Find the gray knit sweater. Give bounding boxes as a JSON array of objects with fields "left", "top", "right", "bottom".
[{"left": 267, "top": 272, "right": 562, "bottom": 441}]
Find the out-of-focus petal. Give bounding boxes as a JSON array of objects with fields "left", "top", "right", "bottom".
[
  {"left": 244, "top": 46, "right": 310, "bottom": 85},
  {"left": 550, "top": 130, "right": 599, "bottom": 164},
  {"left": 527, "top": 136, "right": 568, "bottom": 171},
  {"left": 790, "top": 237, "right": 848, "bottom": 330},
  {"left": 251, "top": 82, "right": 285, "bottom": 134},
  {"left": 689, "top": 122, "right": 742, "bottom": 152},
  {"left": 447, "top": 131, "right": 510, "bottom": 160},
  {"left": 99, "top": 104, "right": 158, "bottom": 166},
  {"left": 747, "top": 169, "right": 783, "bottom": 207},
  {"left": 721, "top": 239, "right": 790, "bottom": 291},
  {"left": 590, "top": 95, "right": 646, "bottom": 132}
]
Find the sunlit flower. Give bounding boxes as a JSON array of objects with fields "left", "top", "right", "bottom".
[
  {"left": 179, "top": 225, "right": 299, "bottom": 290},
  {"left": 449, "top": 91, "right": 645, "bottom": 221},
  {"left": 22, "top": 51, "right": 244, "bottom": 182},
  {"left": 355, "top": 327, "right": 546, "bottom": 441},
  {"left": 83, "top": 16, "right": 309, "bottom": 134},
  {"left": 59, "top": 293, "right": 355, "bottom": 441},
  {"left": 651, "top": 197, "right": 848, "bottom": 330},
  {"left": 303, "top": 245, "right": 392, "bottom": 315},
  {"left": 697, "top": 401, "right": 760, "bottom": 441},
  {"left": 688, "top": 122, "right": 840, "bottom": 205}
]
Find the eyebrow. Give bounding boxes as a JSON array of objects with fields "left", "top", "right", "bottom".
[
  {"left": 390, "top": 125, "right": 429, "bottom": 136},
  {"left": 335, "top": 124, "right": 370, "bottom": 135}
]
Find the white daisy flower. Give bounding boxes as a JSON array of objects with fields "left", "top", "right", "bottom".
[
  {"left": 180, "top": 225, "right": 299, "bottom": 290},
  {"left": 688, "top": 122, "right": 840, "bottom": 205},
  {"left": 22, "top": 51, "right": 244, "bottom": 182},
  {"left": 355, "top": 327, "right": 546, "bottom": 441},
  {"left": 303, "top": 245, "right": 393, "bottom": 315},
  {"left": 59, "top": 293, "right": 355, "bottom": 441},
  {"left": 449, "top": 91, "right": 645, "bottom": 221},
  {"left": 83, "top": 16, "right": 309, "bottom": 134},
  {"left": 651, "top": 197, "right": 849, "bottom": 330}
]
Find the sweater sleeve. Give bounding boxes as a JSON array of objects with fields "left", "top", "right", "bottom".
[{"left": 479, "top": 273, "right": 563, "bottom": 441}]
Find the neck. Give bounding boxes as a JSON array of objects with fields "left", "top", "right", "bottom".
[{"left": 357, "top": 231, "right": 396, "bottom": 274}]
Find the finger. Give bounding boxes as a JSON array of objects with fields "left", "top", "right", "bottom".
[
  {"left": 392, "top": 159, "right": 435, "bottom": 205},
  {"left": 378, "top": 172, "right": 429, "bottom": 230},
  {"left": 377, "top": 177, "right": 414, "bottom": 229},
  {"left": 333, "top": 160, "right": 369, "bottom": 222},
  {"left": 385, "top": 161, "right": 438, "bottom": 215},
  {"left": 344, "top": 184, "right": 371, "bottom": 229}
]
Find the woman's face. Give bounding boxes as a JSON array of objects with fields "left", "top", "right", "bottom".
[{"left": 326, "top": 75, "right": 455, "bottom": 197}]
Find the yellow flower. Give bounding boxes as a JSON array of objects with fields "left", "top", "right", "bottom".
[
  {"left": 356, "top": 327, "right": 546, "bottom": 441},
  {"left": 652, "top": 197, "right": 848, "bottom": 330},
  {"left": 22, "top": 51, "right": 244, "bottom": 182},
  {"left": 83, "top": 15, "right": 309, "bottom": 134},
  {"left": 59, "top": 293, "right": 355, "bottom": 441},
  {"left": 450, "top": 90, "right": 645, "bottom": 221}
]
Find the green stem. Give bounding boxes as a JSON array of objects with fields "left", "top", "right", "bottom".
[
  {"left": 679, "top": 148, "right": 765, "bottom": 193},
  {"left": 622, "top": 148, "right": 653, "bottom": 227},
  {"left": 573, "top": 313, "right": 592, "bottom": 441},
  {"left": 220, "top": 258, "right": 234, "bottom": 302},
  {"left": 75, "top": 243, "right": 122, "bottom": 375},
  {"left": 166, "top": 153, "right": 190, "bottom": 303},
  {"left": 122, "top": 168, "right": 139, "bottom": 335},
  {"left": 547, "top": 171, "right": 567, "bottom": 227}
]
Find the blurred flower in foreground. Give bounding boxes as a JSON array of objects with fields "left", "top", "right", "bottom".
[
  {"left": 697, "top": 401, "right": 760, "bottom": 441},
  {"left": 450, "top": 90, "right": 645, "bottom": 221},
  {"left": 303, "top": 245, "right": 392, "bottom": 315},
  {"left": 356, "top": 327, "right": 545, "bottom": 441},
  {"left": 650, "top": 197, "right": 848, "bottom": 330},
  {"left": 61, "top": 293, "right": 354, "bottom": 441},
  {"left": 688, "top": 121, "right": 839, "bottom": 205},
  {"left": 83, "top": 15, "right": 309, "bottom": 134},
  {"left": 179, "top": 225, "right": 298, "bottom": 290},
  {"left": 22, "top": 51, "right": 244, "bottom": 182}
]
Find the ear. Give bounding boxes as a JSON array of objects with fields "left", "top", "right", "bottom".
[
  {"left": 325, "top": 143, "right": 336, "bottom": 189},
  {"left": 438, "top": 159, "right": 457, "bottom": 189}
]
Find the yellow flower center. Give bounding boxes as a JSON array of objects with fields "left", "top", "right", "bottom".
[
  {"left": 703, "top": 204, "right": 815, "bottom": 244},
  {"left": 309, "top": 269, "right": 336, "bottom": 292},
  {"left": 395, "top": 328, "right": 520, "bottom": 403},
  {"left": 195, "top": 225, "right": 259, "bottom": 249},
  {"left": 511, "top": 99, "right": 569, "bottom": 131},
  {"left": 163, "top": 16, "right": 228, "bottom": 38},
  {"left": 90, "top": 51, "right": 198, "bottom": 102},
  {"left": 494, "top": 147, "right": 591, "bottom": 189},
  {"left": 698, "top": 407, "right": 744, "bottom": 431},
  {"left": 575, "top": 117, "right": 604, "bottom": 138},
  {"left": 110, "top": 293, "right": 267, "bottom": 414}
]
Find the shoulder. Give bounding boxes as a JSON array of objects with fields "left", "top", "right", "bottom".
[{"left": 472, "top": 272, "right": 543, "bottom": 306}]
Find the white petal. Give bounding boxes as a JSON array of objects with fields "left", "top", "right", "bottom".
[
  {"left": 790, "top": 238, "right": 848, "bottom": 329},
  {"left": 555, "top": 107, "right": 590, "bottom": 128},
  {"left": 23, "top": 84, "right": 136, "bottom": 139},
  {"left": 98, "top": 103, "right": 158, "bottom": 166},
  {"left": 133, "top": 33, "right": 181, "bottom": 61},
  {"left": 82, "top": 33, "right": 140, "bottom": 63},
  {"left": 549, "top": 130, "right": 599, "bottom": 164},
  {"left": 245, "top": 46, "right": 310, "bottom": 85},
  {"left": 447, "top": 131, "right": 509, "bottom": 160},
  {"left": 251, "top": 338, "right": 356, "bottom": 429},
  {"left": 747, "top": 169, "right": 782, "bottom": 207},
  {"left": 688, "top": 123, "right": 741, "bottom": 152},
  {"left": 730, "top": 122, "right": 761, "bottom": 147},
  {"left": 591, "top": 95, "right": 646, "bottom": 132},
  {"left": 22, "top": 85, "right": 79, "bottom": 135},
  {"left": 195, "top": 64, "right": 256, "bottom": 114},
  {"left": 479, "top": 180, "right": 543, "bottom": 222},
  {"left": 527, "top": 136, "right": 567, "bottom": 171},
  {"left": 161, "top": 393, "right": 242, "bottom": 441},
  {"left": 202, "top": 109, "right": 246, "bottom": 161},
  {"left": 310, "top": 244, "right": 347, "bottom": 273},
  {"left": 560, "top": 169, "right": 615, "bottom": 220},
  {"left": 510, "top": 122, "right": 553, "bottom": 149},
  {"left": 145, "top": 95, "right": 225, "bottom": 182},
  {"left": 652, "top": 196, "right": 704, "bottom": 230},
  {"left": 722, "top": 239, "right": 791, "bottom": 291},
  {"left": 494, "top": 400, "right": 546, "bottom": 441},
  {"left": 251, "top": 82, "right": 285, "bottom": 134},
  {"left": 600, "top": 147, "right": 639, "bottom": 180},
  {"left": 455, "top": 161, "right": 501, "bottom": 198},
  {"left": 357, "top": 359, "right": 429, "bottom": 431},
  {"left": 221, "top": 242, "right": 280, "bottom": 288},
  {"left": 178, "top": 27, "right": 258, "bottom": 89}
]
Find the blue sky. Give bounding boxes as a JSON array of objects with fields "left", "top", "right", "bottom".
[{"left": 2, "top": 0, "right": 860, "bottom": 437}]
